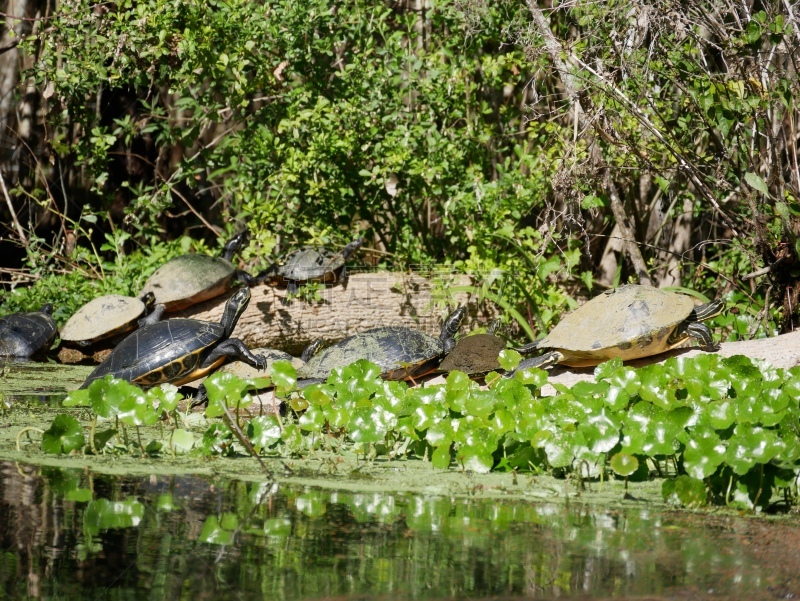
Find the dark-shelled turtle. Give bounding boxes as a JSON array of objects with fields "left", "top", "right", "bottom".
[
  {"left": 80, "top": 287, "right": 266, "bottom": 390},
  {"left": 265, "top": 238, "right": 364, "bottom": 293},
  {"left": 60, "top": 292, "right": 164, "bottom": 346},
  {"left": 140, "top": 232, "right": 261, "bottom": 311},
  {"left": 438, "top": 320, "right": 505, "bottom": 376},
  {"left": 506, "top": 284, "right": 724, "bottom": 376},
  {"left": 298, "top": 306, "right": 465, "bottom": 381},
  {"left": 0, "top": 305, "right": 58, "bottom": 358}
]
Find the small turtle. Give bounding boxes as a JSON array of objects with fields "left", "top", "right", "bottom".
[
  {"left": 60, "top": 292, "right": 164, "bottom": 347},
  {"left": 438, "top": 321, "right": 505, "bottom": 376},
  {"left": 140, "top": 232, "right": 262, "bottom": 311},
  {"left": 265, "top": 238, "right": 364, "bottom": 293},
  {"left": 298, "top": 306, "right": 465, "bottom": 381},
  {"left": 80, "top": 287, "right": 266, "bottom": 392},
  {"left": 0, "top": 305, "right": 58, "bottom": 358},
  {"left": 506, "top": 284, "right": 724, "bottom": 376}
]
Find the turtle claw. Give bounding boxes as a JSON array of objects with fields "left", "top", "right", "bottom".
[{"left": 254, "top": 353, "right": 268, "bottom": 371}]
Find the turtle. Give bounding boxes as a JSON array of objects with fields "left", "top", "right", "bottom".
[
  {"left": 297, "top": 306, "right": 466, "bottom": 381},
  {"left": 80, "top": 287, "right": 267, "bottom": 391},
  {"left": 60, "top": 292, "right": 164, "bottom": 347},
  {"left": 438, "top": 320, "right": 505, "bottom": 376},
  {"left": 506, "top": 284, "right": 725, "bottom": 376},
  {"left": 140, "top": 231, "right": 262, "bottom": 312},
  {"left": 0, "top": 305, "right": 58, "bottom": 358},
  {"left": 264, "top": 238, "right": 364, "bottom": 294}
]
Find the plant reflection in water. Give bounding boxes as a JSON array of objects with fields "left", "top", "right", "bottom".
[{"left": 0, "top": 460, "right": 798, "bottom": 600}]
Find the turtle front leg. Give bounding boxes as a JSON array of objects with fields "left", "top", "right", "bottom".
[
  {"left": 189, "top": 385, "right": 209, "bottom": 409},
  {"left": 201, "top": 339, "right": 268, "bottom": 371},
  {"left": 503, "top": 351, "right": 563, "bottom": 378},
  {"left": 252, "top": 263, "right": 280, "bottom": 286}
]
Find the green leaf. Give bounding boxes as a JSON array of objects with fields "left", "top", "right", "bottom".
[
  {"left": 92, "top": 429, "right": 117, "bottom": 451},
  {"left": 42, "top": 414, "right": 85, "bottom": 455},
  {"left": 148, "top": 384, "right": 182, "bottom": 412},
  {"left": 348, "top": 405, "right": 396, "bottom": 443},
  {"left": 270, "top": 360, "right": 296, "bottom": 389},
  {"left": 87, "top": 376, "right": 140, "bottom": 418},
  {"left": 726, "top": 424, "right": 785, "bottom": 474},
  {"left": 431, "top": 443, "right": 452, "bottom": 469},
  {"left": 205, "top": 372, "right": 254, "bottom": 418},
  {"left": 744, "top": 171, "right": 769, "bottom": 196},
  {"left": 609, "top": 452, "right": 638, "bottom": 477},
  {"left": 497, "top": 349, "right": 521, "bottom": 371},
  {"left": 683, "top": 428, "right": 726, "bottom": 479},
  {"left": 249, "top": 415, "right": 283, "bottom": 450},
  {"left": 170, "top": 429, "right": 195, "bottom": 454},
  {"left": 457, "top": 447, "right": 494, "bottom": 473}
]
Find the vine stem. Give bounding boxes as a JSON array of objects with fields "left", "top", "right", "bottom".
[
  {"left": 16, "top": 427, "right": 44, "bottom": 451},
  {"left": 219, "top": 399, "right": 273, "bottom": 477}
]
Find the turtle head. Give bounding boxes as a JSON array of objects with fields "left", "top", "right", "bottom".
[
  {"left": 222, "top": 231, "right": 250, "bottom": 262},
  {"left": 341, "top": 237, "right": 365, "bottom": 260},
  {"left": 39, "top": 304, "right": 54, "bottom": 315},
  {"left": 220, "top": 286, "right": 252, "bottom": 338},
  {"left": 139, "top": 291, "right": 157, "bottom": 310},
  {"left": 301, "top": 337, "right": 326, "bottom": 363},
  {"left": 440, "top": 305, "right": 466, "bottom": 353}
]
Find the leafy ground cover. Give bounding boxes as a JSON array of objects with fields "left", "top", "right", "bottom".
[{"left": 12, "top": 351, "right": 800, "bottom": 512}]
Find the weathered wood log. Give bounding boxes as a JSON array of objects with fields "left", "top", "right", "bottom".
[{"left": 175, "top": 272, "right": 499, "bottom": 355}]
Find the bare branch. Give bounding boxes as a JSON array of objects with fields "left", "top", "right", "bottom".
[
  {"left": 0, "top": 169, "right": 27, "bottom": 245},
  {"left": 526, "top": 1, "right": 652, "bottom": 285}
]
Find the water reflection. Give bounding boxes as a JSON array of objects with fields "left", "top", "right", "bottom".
[{"left": 0, "top": 460, "right": 798, "bottom": 600}]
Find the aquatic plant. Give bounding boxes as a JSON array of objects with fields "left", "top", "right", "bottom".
[{"left": 44, "top": 353, "right": 800, "bottom": 510}]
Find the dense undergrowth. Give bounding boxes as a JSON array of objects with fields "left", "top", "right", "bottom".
[
  {"left": 30, "top": 352, "right": 800, "bottom": 511},
  {"left": 2, "top": 0, "right": 798, "bottom": 341}
]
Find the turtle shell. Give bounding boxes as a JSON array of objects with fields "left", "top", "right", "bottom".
[
  {"left": 279, "top": 247, "right": 342, "bottom": 283},
  {"left": 298, "top": 327, "right": 445, "bottom": 381},
  {"left": 140, "top": 254, "right": 236, "bottom": 311},
  {"left": 81, "top": 318, "right": 225, "bottom": 388},
  {"left": 538, "top": 284, "right": 697, "bottom": 367},
  {"left": 0, "top": 307, "right": 57, "bottom": 358},
  {"left": 60, "top": 294, "right": 150, "bottom": 345},
  {"left": 438, "top": 333, "right": 504, "bottom": 375},
  {"left": 219, "top": 348, "right": 304, "bottom": 380}
]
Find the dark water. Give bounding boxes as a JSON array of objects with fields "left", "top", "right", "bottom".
[{"left": 1, "top": 461, "right": 799, "bottom": 601}]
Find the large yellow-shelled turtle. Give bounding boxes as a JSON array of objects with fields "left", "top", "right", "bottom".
[
  {"left": 140, "top": 232, "right": 260, "bottom": 312},
  {"left": 508, "top": 284, "right": 724, "bottom": 375}
]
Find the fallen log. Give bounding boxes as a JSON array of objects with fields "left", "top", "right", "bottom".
[{"left": 176, "top": 272, "right": 499, "bottom": 355}]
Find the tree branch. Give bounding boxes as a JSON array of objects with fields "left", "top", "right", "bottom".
[{"left": 526, "top": 2, "right": 652, "bottom": 285}]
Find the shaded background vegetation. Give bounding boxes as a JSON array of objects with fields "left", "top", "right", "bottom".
[{"left": 0, "top": 0, "right": 798, "bottom": 339}]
